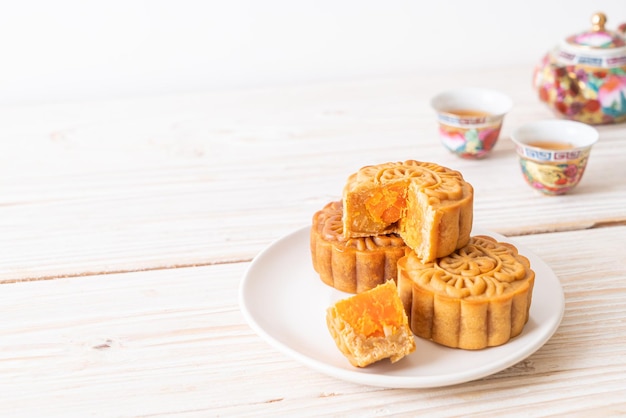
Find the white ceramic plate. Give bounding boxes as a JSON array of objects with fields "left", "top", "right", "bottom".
[{"left": 239, "top": 226, "right": 564, "bottom": 388}]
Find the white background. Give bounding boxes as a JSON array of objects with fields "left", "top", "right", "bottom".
[{"left": 0, "top": 0, "right": 625, "bottom": 106}]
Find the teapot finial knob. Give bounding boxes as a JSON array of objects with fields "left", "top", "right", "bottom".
[{"left": 591, "top": 12, "right": 607, "bottom": 32}]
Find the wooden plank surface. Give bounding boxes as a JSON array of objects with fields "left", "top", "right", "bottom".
[
  {"left": 1, "top": 66, "right": 625, "bottom": 282},
  {"left": 1, "top": 65, "right": 626, "bottom": 416},
  {"left": 0, "top": 227, "right": 624, "bottom": 416}
]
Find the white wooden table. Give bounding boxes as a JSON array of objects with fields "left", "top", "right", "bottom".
[{"left": 1, "top": 66, "right": 625, "bottom": 417}]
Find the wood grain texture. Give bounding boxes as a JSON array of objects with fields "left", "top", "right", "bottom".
[
  {"left": 0, "top": 228, "right": 624, "bottom": 416},
  {"left": 1, "top": 66, "right": 625, "bottom": 281},
  {"left": 1, "top": 65, "right": 626, "bottom": 416}
]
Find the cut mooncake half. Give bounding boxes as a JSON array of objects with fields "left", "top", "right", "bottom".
[
  {"left": 342, "top": 160, "right": 473, "bottom": 263},
  {"left": 311, "top": 201, "right": 408, "bottom": 293},
  {"left": 326, "top": 280, "right": 416, "bottom": 367},
  {"left": 397, "top": 235, "right": 535, "bottom": 350}
]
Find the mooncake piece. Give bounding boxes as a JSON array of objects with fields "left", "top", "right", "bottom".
[
  {"left": 311, "top": 201, "right": 407, "bottom": 293},
  {"left": 326, "top": 280, "right": 416, "bottom": 367},
  {"left": 397, "top": 235, "right": 535, "bottom": 350},
  {"left": 342, "top": 160, "right": 473, "bottom": 263}
]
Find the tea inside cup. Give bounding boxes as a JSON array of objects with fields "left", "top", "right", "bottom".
[
  {"left": 510, "top": 120, "right": 598, "bottom": 195},
  {"left": 431, "top": 88, "right": 513, "bottom": 159}
]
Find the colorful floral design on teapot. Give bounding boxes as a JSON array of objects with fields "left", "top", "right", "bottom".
[
  {"left": 533, "top": 12, "right": 626, "bottom": 125},
  {"left": 535, "top": 58, "right": 626, "bottom": 124},
  {"left": 567, "top": 30, "right": 625, "bottom": 48}
]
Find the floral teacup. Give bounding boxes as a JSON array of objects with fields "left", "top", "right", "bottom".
[
  {"left": 431, "top": 88, "right": 513, "bottom": 159},
  {"left": 510, "top": 120, "right": 598, "bottom": 195}
]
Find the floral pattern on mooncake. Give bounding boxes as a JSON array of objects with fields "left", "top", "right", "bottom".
[{"left": 398, "top": 235, "right": 535, "bottom": 349}]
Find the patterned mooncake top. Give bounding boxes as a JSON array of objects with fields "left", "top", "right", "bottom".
[
  {"left": 346, "top": 160, "right": 470, "bottom": 202},
  {"left": 401, "top": 235, "right": 534, "bottom": 298},
  {"left": 313, "top": 201, "right": 406, "bottom": 251}
]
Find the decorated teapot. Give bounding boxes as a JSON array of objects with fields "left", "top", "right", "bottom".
[{"left": 533, "top": 12, "right": 626, "bottom": 124}]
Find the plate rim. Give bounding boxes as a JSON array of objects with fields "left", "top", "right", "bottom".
[{"left": 239, "top": 225, "right": 565, "bottom": 388}]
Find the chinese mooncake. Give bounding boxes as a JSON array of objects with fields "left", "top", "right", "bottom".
[
  {"left": 398, "top": 235, "right": 535, "bottom": 350},
  {"left": 311, "top": 201, "right": 407, "bottom": 293},
  {"left": 326, "top": 280, "right": 416, "bottom": 367},
  {"left": 342, "top": 160, "right": 473, "bottom": 263}
]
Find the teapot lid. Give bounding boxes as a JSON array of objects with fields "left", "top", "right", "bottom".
[
  {"left": 566, "top": 12, "right": 625, "bottom": 49},
  {"left": 555, "top": 12, "right": 626, "bottom": 68}
]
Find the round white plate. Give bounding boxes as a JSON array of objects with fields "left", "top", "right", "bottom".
[{"left": 239, "top": 226, "right": 564, "bottom": 388}]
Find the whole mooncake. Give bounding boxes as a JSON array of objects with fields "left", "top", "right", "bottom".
[
  {"left": 342, "top": 160, "right": 473, "bottom": 263},
  {"left": 397, "top": 235, "right": 535, "bottom": 350},
  {"left": 311, "top": 201, "right": 407, "bottom": 293}
]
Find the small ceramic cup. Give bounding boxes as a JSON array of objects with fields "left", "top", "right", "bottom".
[
  {"left": 510, "top": 120, "right": 598, "bottom": 195},
  {"left": 431, "top": 88, "right": 513, "bottom": 159}
]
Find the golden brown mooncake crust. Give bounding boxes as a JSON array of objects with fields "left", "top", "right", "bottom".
[
  {"left": 311, "top": 201, "right": 407, "bottom": 293},
  {"left": 397, "top": 235, "right": 535, "bottom": 350},
  {"left": 342, "top": 160, "right": 473, "bottom": 263},
  {"left": 326, "top": 281, "right": 416, "bottom": 367}
]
